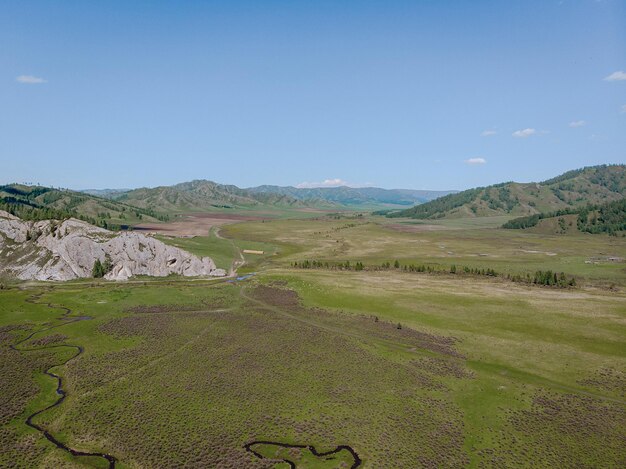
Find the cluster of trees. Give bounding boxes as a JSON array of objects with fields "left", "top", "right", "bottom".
[
  {"left": 291, "top": 259, "right": 577, "bottom": 289},
  {"left": 502, "top": 199, "right": 626, "bottom": 235},
  {"left": 292, "top": 260, "right": 365, "bottom": 271},
  {"left": 531, "top": 270, "right": 576, "bottom": 287},
  {"left": 577, "top": 199, "right": 626, "bottom": 235},
  {"left": 502, "top": 209, "right": 576, "bottom": 230},
  {"left": 480, "top": 186, "right": 518, "bottom": 212},
  {"left": 92, "top": 255, "right": 114, "bottom": 278},
  {"left": 456, "top": 265, "right": 498, "bottom": 276}
]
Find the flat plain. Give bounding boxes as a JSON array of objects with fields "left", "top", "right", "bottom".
[{"left": 1, "top": 213, "right": 625, "bottom": 468}]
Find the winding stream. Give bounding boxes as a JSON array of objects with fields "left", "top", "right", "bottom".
[
  {"left": 11, "top": 292, "right": 117, "bottom": 468},
  {"left": 244, "top": 440, "right": 362, "bottom": 469}
]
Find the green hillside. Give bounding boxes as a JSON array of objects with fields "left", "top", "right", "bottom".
[
  {"left": 388, "top": 165, "right": 625, "bottom": 219},
  {"left": 91, "top": 181, "right": 456, "bottom": 212},
  {"left": 112, "top": 180, "right": 315, "bottom": 213},
  {"left": 0, "top": 184, "right": 168, "bottom": 229},
  {"left": 503, "top": 198, "right": 626, "bottom": 235}
]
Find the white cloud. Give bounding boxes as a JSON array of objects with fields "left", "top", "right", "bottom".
[
  {"left": 16, "top": 75, "right": 47, "bottom": 84},
  {"left": 621, "top": 104, "right": 626, "bottom": 113},
  {"left": 481, "top": 130, "right": 497, "bottom": 137},
  {"left": 569, "top": 120, "right": 586, "bottom": 128},
  {"left": 604, "top": 71, "right": 626, "bottom": 81},
  {"left": 296, "top": 178, "right": 351, "bottom": 188},
  {"left": 512, "top": 128, "right": 536, "bottom": 138},
  {"left": 465, "top": 157, "right": 487, "bottom": 165}
]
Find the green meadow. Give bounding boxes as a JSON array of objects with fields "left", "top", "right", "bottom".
[{"left": 2, "top": 214, "right": 625, "bottom": 467}]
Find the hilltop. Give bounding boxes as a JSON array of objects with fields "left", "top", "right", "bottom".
[
  {"left": 388, "top": 165, "right": 625, "bottom": 219},
  {"left": 112, "top": 180, "right": 313, "bottom": 212}
]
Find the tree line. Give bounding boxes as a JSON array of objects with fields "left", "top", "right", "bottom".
[{"left": 291, "top": 259, "right": 576, "bottom": 288}]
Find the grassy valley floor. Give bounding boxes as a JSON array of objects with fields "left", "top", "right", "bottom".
[{"left": 1, "top": 214, "right": 625, "bottom": 468}]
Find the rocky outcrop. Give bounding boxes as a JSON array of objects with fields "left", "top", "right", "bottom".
[{"left": 0, "top": 211, "right": 226, "bottom": 281}]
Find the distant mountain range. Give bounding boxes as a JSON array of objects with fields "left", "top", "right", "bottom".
[
  {"left": 1, "top": 180, "right": 454, "bottom": 229},
  {"left": 111, "top": 180, "right": 313, "bottom": 212},
  {"left": 388, "top": 165, "right": 626, "bottom": 220},
  {"left": 81, "top": 188, "right": 132, "bottom": 198},
  {"left": 246, "top": 185, "right": 456, "bottom": 207},
  {"left": 83, "top": 181, "right": 456, "bottom": 211},
  {"left": 3, "top": 165, "right": 623, "bottom": 230}
]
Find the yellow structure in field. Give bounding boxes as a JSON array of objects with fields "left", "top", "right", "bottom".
[{"left": 243, "top": 249, "right": 264, "bottom": 255}]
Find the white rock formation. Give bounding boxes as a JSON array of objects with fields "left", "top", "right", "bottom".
[{"left": 0, "top": 211, "right": 226, "bottom": 281}]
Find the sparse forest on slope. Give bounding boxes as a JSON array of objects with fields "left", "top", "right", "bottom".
[
  {"left": 388, "top": 165, "right": 625, "bottom": 219},
  {"left": 502, "top": 198, "right": 626, "bottom": 235},
  {"left": 0, "top": 184, "right": 168, "bottom": 229}
]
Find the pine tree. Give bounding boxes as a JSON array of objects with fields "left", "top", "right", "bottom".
[{"left": 92, "top": 259, "right": 105, "bottom": 278}]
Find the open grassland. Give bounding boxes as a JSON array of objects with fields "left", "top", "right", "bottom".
[
  {"left": 223, "top": 215, "right": 626, "bottom": 286},
  {"left": 1, "top": 271, "right": 625, "bottom": 468},
  {"left": 2, "top": 213, "right": 625, "bottom": 468},
  {"left": 2, "top": 280, "right": 472, "bottom": 468}
]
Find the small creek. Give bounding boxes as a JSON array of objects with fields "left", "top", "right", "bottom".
[{"left": 11, "top": 293, "right": 117, "bottom": 468}]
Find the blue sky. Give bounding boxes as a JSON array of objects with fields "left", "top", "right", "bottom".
[{"left": 1, "top": 1, "right": 625, "bottom": 190}]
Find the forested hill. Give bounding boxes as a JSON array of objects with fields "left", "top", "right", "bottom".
[
  {"left": 502, "top": 199, "right": 626, "bottom": 235},
  {"left": 0, "top": 184, "right": 167, "bottom": 229},
  {"left": 388, "top": 165, "right": 625, "bottom": 219}
]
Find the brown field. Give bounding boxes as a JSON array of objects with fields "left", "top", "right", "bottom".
[
  {"left": 386, "top": 223, "right": 454, "bottom": 233},
  {"left": 135, "top": 212, "right": 266, "bottom": 237}
]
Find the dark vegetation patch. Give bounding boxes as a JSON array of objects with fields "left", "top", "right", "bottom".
[
  {"left": 98, "top": 315, "right": 174, "bottom": 339},
  {"left": 411, "top": 357, "right": 475, "bottom": 380},
  {"left": 578, "top": 368, "right": 626, "bottom": 398},
  {"left": 478, "top": 391, "right": 626, "bottom": 467},
  {"left": 0, "top": 324, "right": 31, "bottom": 344},
  {"left": 28, "top": 333, "right": 68, "bottom": 347}
]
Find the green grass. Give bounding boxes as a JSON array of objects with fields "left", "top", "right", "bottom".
[
  {"left": 2, "top": 213, "right": 625, "bottom": 468},
  {"left": 156, "top": 227, "right": 236, "bottom": 270},
  {"left": 223, "top": 215, "right": 626, "bottom": 286}
]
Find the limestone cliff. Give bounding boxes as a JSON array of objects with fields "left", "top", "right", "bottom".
[{"left": 0, "top": 211, "right": 226, "bottom": 281}]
